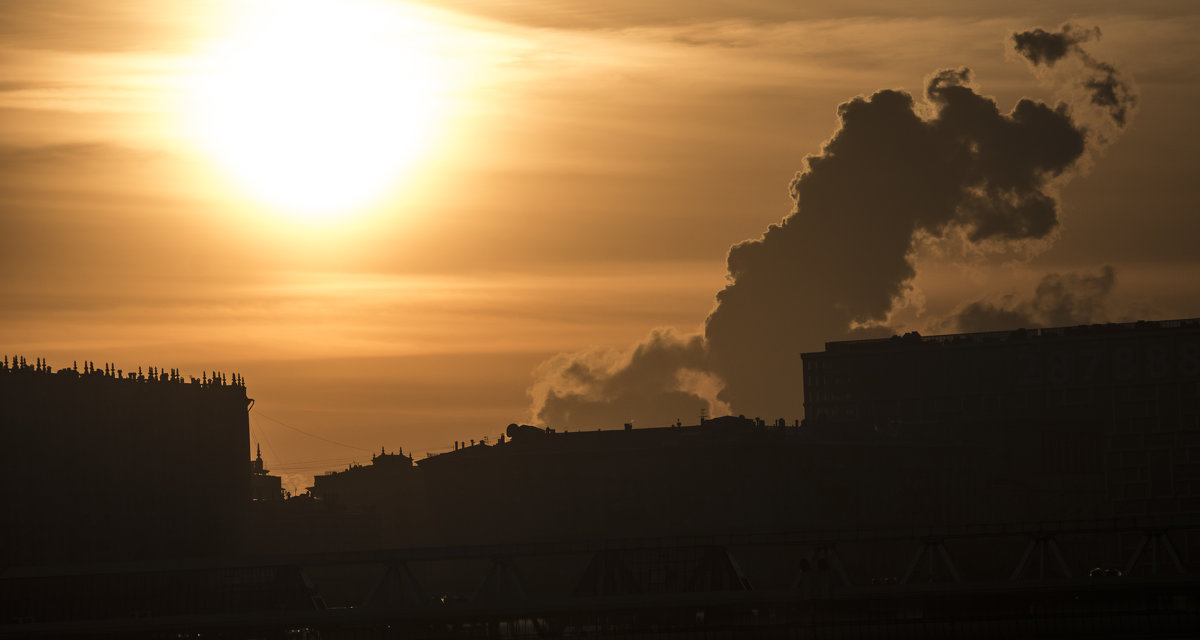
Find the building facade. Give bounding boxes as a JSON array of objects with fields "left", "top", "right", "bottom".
[
  {"left": 801, "top": 319, "right": 1200, "bottom": 518},
  {"left": 1, "top": 359, "right": 252, "bottom": 566}
]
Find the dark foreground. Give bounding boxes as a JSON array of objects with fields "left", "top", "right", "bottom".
[{"left": 5, "top": 515, "right": 1200, "bottom": 639}]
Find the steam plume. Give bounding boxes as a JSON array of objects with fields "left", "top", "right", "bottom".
[
  {"left": 530, "top": 26, "right": 1136, "bottom": 426},
  {"left": 531, "top": 329, "right": 725, "bottom": 427},
  {"left": 705, "top": 67, "right": 1085, "bottom": 416},
  {"left": 954, "top": 266, "right": 1117, "bottom": 332},
  {"left": 1012, "top": 25, "right": 1098, "bottom": 66},
  {"left": 1013, "top": 25, "right": 1137, "bottom": 127}
]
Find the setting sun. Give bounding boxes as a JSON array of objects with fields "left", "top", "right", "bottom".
[{"left": 187, "top": 0, "right": 456, "bottom": 221}]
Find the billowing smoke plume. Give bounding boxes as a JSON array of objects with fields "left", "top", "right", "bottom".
[
  {"left": 531, "top": 329, "right": 727, "bottom": 427},
  {"left": 1013, "top": 25, "right": 1137, "bottom": 127},
  {"left": 954, "top": 266, "right": 1117, "bottom": 332},
  {"left": 1011, "top": 24, "right": 1097, "bottom": 66},
  {"left": 530, "top": 26, "right": 1135, "bottom": 426},
  {"left": 706, "top": 68, "right": 1088, "bottom": 416}
]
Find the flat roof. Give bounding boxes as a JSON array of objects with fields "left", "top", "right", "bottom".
[{"left": 806, "top": 317, "right": 1200, "bottom": 355}]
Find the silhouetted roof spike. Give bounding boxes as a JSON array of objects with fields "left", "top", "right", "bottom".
[
  {"left": 251, "top": 443, "right": 269, "bottom": 475},
  {"left": 3, "top": 356, "right": 249, "bottom": 393}
]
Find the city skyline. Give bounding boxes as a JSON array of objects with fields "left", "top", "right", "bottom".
[{"left": 3, "top": 1, "right": 1199, "bottom": 493}]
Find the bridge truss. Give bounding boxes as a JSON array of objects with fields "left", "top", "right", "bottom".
[{"left": 4, "top": 515, "right": 1200, "bottom": 638}]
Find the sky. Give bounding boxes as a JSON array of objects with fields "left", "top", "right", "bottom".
[{"left": 3, "top": 1, "right": 1199, "bottom": 493}]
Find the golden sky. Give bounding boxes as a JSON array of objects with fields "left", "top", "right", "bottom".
[{"left": 3, "top": 1, "right": 1199, "bottom": 492}]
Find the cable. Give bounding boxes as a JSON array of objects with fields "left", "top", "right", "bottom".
[
  {"left": 264, "top": 456, "right": 362, "bottom": 466},
  {"left": 252, "top": 409, "right": 373, "bottom": 452},
  {"left": 249, "top": 413, "right": 283, "bottom": 466},
  {"left": 269, "top": 459, "right": 364, "bottom": 472}
]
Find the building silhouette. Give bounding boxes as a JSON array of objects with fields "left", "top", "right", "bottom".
[
  {"left": 802, "top": 318, "right": 1200, "bottom": 520},
  {"left": 250, "top": 444, "right": 283, "bottom": 501},
  {"left": 0, "top": 359, "right": 251, "bottom": 566},
  {"left": 5, "top": 322, "right": 1200, "bottom": 635},
  {"left": 8, "top": 320, "right": 1199, "bottom": 567}
]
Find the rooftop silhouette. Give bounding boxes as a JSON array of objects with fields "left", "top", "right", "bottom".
[{"left": 1, "top": 355, "right": 246, "bottom": 389}]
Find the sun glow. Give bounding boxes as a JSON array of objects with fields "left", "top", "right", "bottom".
[{"left": 188, "top": 0, "right": 458, "bottom": 221}]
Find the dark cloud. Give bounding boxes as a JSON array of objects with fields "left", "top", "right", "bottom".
[
  {"left": 1013, "top": 24, "right": 1137, "bottom": 127},
  {"left": 1011, "top": 25, "right": 1098, "bottom": 66},
  {"left": 530, "top": 27, "right": 1134, "bottom": 425},
  {"left": 1082, "top": 61, "right": 1136, "bottom": 127},
  {"left": 705, "top": 68, "right": 1086, "bottom": 416},
  {"left": 953, "top": 266, "right": 1116, "bottom": 332}
]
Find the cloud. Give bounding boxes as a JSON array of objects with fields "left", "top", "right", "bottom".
[
  {"left": 1012, "top": 24, "right": 1138, "bottom": 127},
  {"left": 953, "top": 265, "right": 1117, "bottom": 332},
  {"left": 529, "top": 26, "right": 1137, "bottom": 424},
  {"left": 408, "top": 1, "right": 1199, "bottom": 31},
  {"left": 1011, "top": 25, "right": 1099, "bottom": 66}
]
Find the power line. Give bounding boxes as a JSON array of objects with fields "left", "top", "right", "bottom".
[
  {"left": 269, "top": 459, "right": 364, "bottom": 472},
  {"left": 263, "top": 456, "right": 362, "bottom": 466},
  {"left": 252, "top": 409, "right": 373, "bottom": 453},
  {"left": 249, "top": 413, "right": 282, "bottom": 465}
]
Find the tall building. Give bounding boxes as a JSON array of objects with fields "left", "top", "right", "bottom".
[
  {"left": 0, "top": 359, "right": 251, "bottom": 566},
  {"left": 801, "top": 319, "right": 1200, "bottom": 518}
]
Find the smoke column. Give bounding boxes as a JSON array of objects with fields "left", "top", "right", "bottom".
[
  {"left": 532, "top": 25, "right": 1135, "bottom": 426},
  {"left": 1012, "top": 25, "right": 1137, "bottom": 127},
  {"left": 953, "top": 265, "right": 1117, "bottom": 333}
]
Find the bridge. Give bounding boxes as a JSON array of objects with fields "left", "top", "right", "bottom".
[{"left": 4, "top": 515, "right": 1200, "bottom": 638}]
